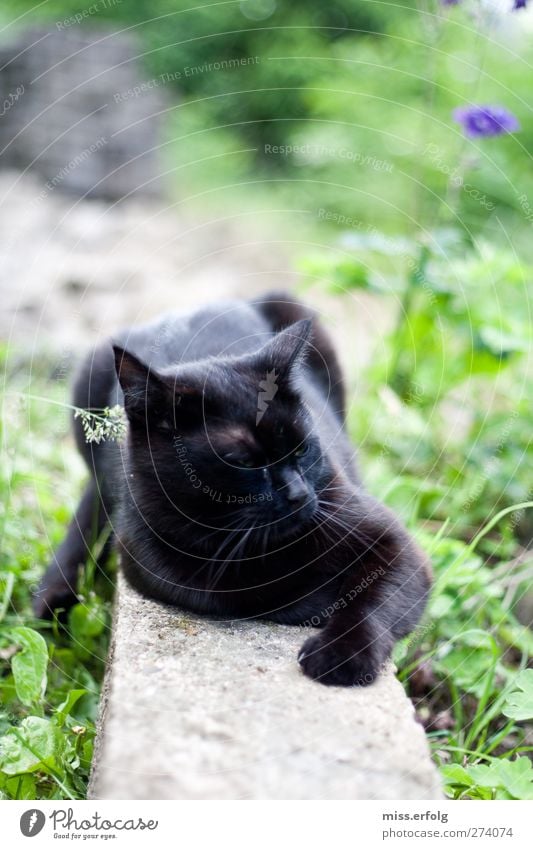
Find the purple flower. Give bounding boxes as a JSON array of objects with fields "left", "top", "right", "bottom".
[
  {"left": 441, "top": 0, "right": 527, "bottom": 9},
  {"left": 453, "top": 105, "right": 520, "bottom": 138},
  {"left": 443, "top": 0, "right": 528, "bottom": 8}
]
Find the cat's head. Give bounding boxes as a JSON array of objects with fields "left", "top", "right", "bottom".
[{"left": 113, "top": 320, "right": 326, "bottom": 545}]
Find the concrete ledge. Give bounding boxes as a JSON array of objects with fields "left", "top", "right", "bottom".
[{"left": 88, "top": 574, "right": 442, "bottom": 800}]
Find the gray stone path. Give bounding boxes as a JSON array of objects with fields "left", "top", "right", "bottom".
[{"left": 88, "top": 575, "right": 442, "bottom": 800}]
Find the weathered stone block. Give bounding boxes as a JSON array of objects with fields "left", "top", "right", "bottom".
[{"left": 89, "top": 574, "right": 443, "bottom": 800}]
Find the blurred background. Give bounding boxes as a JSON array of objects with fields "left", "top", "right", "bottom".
[
  {"left": 2, "top": 0, "right": 533, "bottom": 342},
  {"left": 1, "top": 0, "right": 532, "bottom": 801}
]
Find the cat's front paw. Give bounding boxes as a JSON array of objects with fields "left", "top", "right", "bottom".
[
  {"left": 32, "top": 574, "right": 78, "bottom": 620},
  {"left": 298, "top": 633, "right": 380, "bottom": 687}
]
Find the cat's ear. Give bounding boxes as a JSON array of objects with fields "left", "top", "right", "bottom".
[
  {"left": 113, "top": 346, "right": 173, "bottom": 427},
  {"left": 113, "top": 346, "right": 204, "bottom": 430},
  {"left": 257, "top": 318, "right": 313, "bottom": 378}
]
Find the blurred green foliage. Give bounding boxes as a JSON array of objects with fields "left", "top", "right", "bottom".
[
  {"left": 300, "top": 232, "right": 533, "bottom": 543},
  {"left": 2, "top": 1, "right": 533, "bottom": 253}
]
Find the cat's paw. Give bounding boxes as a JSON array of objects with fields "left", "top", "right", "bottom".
[
  {"left": 32, "top": 576, "right": 78, "bottom": 620},
  {"left": 297, "top": 633, "right": 380, "bottom": 687}
]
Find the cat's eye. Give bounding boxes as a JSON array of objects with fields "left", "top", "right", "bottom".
[
  {"left": 294, "top": 443, "right": 309, "bottom": 458},
  {"left": 229, "top": 456, "right": 256, "bottom": 468},
  {"left": 223, "top": 450, "right": 258, "bottom": 468}
]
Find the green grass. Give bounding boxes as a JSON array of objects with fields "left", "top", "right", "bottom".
[
  {"left": 0, "top": 351, "right": 113, "bottom": 799},
  {"left": 398, "top": 518, "right": 533, "bottom": 800}
]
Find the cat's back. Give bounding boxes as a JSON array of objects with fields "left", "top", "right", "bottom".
[{"left": 113, "top": 300, "right": 272, "bottom": 370}]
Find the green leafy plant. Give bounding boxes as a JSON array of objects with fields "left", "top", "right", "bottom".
[
  {"left": 502, "top": 670, "right": 533, "bottom": 723},
  {"left": 10, "top": 628, "right": 48, "bottom": 708},
  {"left": 442, "top": 757, "right": 533, "bottom": 801},
  {"left": 0, "top": 357, "right": 113, "bottom": 799},
  {"left": 394, "top": 515, "right": 533, "bottom": 799}
]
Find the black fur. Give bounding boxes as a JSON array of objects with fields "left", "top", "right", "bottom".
[{"left": 34, "top": 293, "right": 431, "bottom": 686}]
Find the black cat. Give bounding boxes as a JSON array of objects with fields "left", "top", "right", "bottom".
[{"left": 34, "top": 293, "right": 431, "bottom": 686}]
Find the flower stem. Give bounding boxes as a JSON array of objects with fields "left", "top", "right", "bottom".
[{"left": 388, "top": 243, "right": 430, "bottom": 395}]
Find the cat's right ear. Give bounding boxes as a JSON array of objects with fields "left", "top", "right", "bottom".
[{"left": 113, "top": 346, "right": 172, "bottom": 427}]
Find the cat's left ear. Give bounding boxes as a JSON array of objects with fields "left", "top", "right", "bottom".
[
  {"left": 113, "top": 346, "right": 173, "bottom": 427},
  {"left": 256, "top": 318, "right": 313, "bottom": 378},
  {"left": 113, "top": 346, "right": 205, "bottom": 430}
]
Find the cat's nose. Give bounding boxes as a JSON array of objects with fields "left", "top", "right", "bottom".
[{"left": 284, "top": 471, "right": 309, "bottom": 508}]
